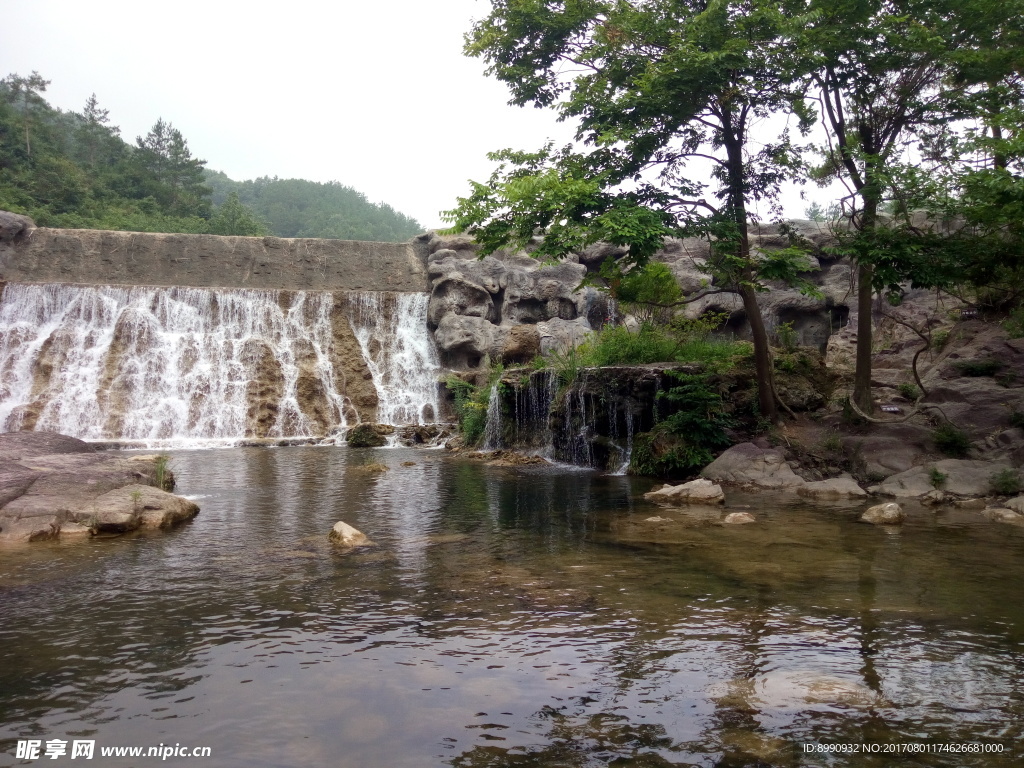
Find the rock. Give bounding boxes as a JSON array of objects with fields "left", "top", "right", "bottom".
[
  {"left": 860, "top": 502, "right": 905, "bottom": 525},
  {"left": 701, "top": 443, "right": 806, "bottom": 489},
  {"left": 0, "top": 210, "right": 35, "bottom": 243},
  {"left": 644, "top": 478, "right": 726, "bottom": 505},
  {"left": 356, "top": 462, "right": 389, "bottom": 473},
  {"left": 952, "top": 497, "right": 986, "bottom": 510},
  {"left": 346, "top": 422, "right": 390, "bottom": 448},
  {"left": 1006, "top": 495, "right": 1024, "bottom": 514},
  {"left": 920, "top": 489, "right": 951, "bottom": 506},
  {"left": 874, "top": 460, "right": 1014, "bottom": 498},
  {"left": 500, "top": 324, "right": 541, "bottom": 364},
  {"left": 797, "top": 474, "right": 867, "bottom": 499},
  {"left": 723, "top": 512, "right": 757, "bottom": 525},
  {"left": 981, "top": 507, "right": 1024, "bottom": 523},
  {"left": 0, "top": 432, "right": 198, "bottom": 542},
  {"left": 329, "top": 521, "right": 373, "bottom": 547}
]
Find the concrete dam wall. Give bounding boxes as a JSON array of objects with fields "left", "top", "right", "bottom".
[{"left": 0, "top": 228, "right": 430, "bottom": 292}]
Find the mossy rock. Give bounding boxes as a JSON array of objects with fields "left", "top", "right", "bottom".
[{"left": 346, "top": 423, "right": 388, "bottom": 448}]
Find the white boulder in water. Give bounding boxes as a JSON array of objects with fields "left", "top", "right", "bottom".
[
  {"left": 860, "top": 502, "right": 904, "bottom": 525},
  {"left": 329, "top": 521, "right": 373, "bottom": 547},
  {"left": 644, "top": 478, "right": 725, "bottom": 505}
]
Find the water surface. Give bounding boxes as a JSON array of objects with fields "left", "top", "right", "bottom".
[{"left": 2, "top": 447, "right": 1023, "bottom": 767}]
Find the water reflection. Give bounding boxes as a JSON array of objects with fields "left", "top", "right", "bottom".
[{"left": 1, "top": 447, "right": 1023, "bottom": 767}]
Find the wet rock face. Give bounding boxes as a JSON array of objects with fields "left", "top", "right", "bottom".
[{"left": 422, "top": 233, "right": 608, "bottom": 370}]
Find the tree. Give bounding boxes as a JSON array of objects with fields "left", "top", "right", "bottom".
[
  {"left": 797, "top": 0, "right": 1024, "bottom": 412},
  {"left": 206, "top": 191, "right": 269, "bottom": 236},
  {"left": 1, "top": 71, "right": 50, "bottom": 157},
  {"left": 446, "top": 0, "right": 817, "bottom": 422},
  {"left": 77, "top": 93, "right": 121, "bottom": 169},
  {"left": 134, "top": 118, "right": 211, "bottom": 217}
]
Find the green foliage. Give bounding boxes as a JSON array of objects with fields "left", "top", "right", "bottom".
[
  {"left": 990, "top": 468, "right": 1022, "bottom": 496},
  {"left": 629, "top": 372, "right": 734, "bottom": 478},
  {"left": 897, "top": 382, "right": 921, "bottom": 400},
  {"left": 954, "top": 359, "right": 1004, "bottom": 377},
  {"left": 774, "top": 321, "right": 797, "bottom": 353},
  {"left": 206, "top": 191, "right": 269, "bottom": 237},
  {"left": 153, "top": 455, "right": 172, "bottom": 491},
  {"left": 1010, "top": 410, "right": 1024, "bottom": 429},
  {"left": 580, "top": 325, "right": 679, "bottom": 368},
  {"left": 1004, "top": 307, "right": 1024, "bottom": 339},
  {"left": 445, "top": 376, "right": 490, "bottom": 446},
  {"left": 615, "top": 262, "right": 682, "bottom": 325},
  {"left": 205, "top": 172, "right": 422, "bottom": 242},
  {"left": 822, "top": 430, "right": 842, "bottom": 452},
  {"left": 546, "top": 343, "right": 584, "bottom": 389},
  {"left": 933, "top": 422, "right": 972, "bottom": 458},
  {"left": 928, "top": 466, "right": 948, "bottom": 489},
  {"left": 932, "top": 329, "right": 951, "bottom": 351}
]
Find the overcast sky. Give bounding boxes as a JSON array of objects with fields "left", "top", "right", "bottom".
[{"left": 3, "top": 0, "right": 832, "bottom": 230}]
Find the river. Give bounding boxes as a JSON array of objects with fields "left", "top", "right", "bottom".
[{"left": 1, "top": 446, "right": 1022, "bottom": 767}]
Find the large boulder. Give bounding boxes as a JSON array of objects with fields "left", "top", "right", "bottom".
[
  {"left": 701, "top": 443, "right": 806, "bottom": 489},
  {"left": 871, "top": 460, "right": 1018, "bottom": 499},
  {"left": 0, "top": 210, "right": 35, "bottom": 244}
]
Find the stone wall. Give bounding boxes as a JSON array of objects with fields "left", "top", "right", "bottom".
[{"left": 0, "top": 227, "right": 430, "bottom": 292}]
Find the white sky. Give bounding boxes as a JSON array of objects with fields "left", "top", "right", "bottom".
[{"left": 2, "top": 0, "right": 833, "bottom": 230}]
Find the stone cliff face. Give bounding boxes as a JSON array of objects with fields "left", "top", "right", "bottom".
[{"left": 420, "top": 232, "right": 612, "bottom": 371}]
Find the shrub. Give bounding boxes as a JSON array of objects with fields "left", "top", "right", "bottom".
[
  {"left": 954, "top": 359, "right": 1004, "bottom": 377},
  {"left": 933, "top": 422, "right": 971, "bottom": 458},
  {"left": 897, "top": 382, "right": 920, "bottom": 400},
  {"left": 154, "top": 455, "right": 173, "bottom": 491},
  {"left": 445, "top": 376, "right": 490, "bottom": 446},
  {"left": 1010, "top": 410, "right": 1024, "bottom": 429},
  {"left": 928, "top": 466, "right": 947, "bottom": 489},
  {"left": 629, "top": 372, "right": 733, "bottom": 478},
  {"left": 1003, "top": 306, "right": 1024, "bottom": 339},
  {"left": 991, "top": 468, "right": 1022, "bottom": 496},
  {"left": 581, "top": 324, "right": 679, "bottom": 367}
]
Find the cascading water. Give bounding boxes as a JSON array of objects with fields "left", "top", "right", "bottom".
[
  {"left": 347, "top": 292, "right": 441, "bottom": 425},
  {"left": 0, "top": 284, "right": 351, "bottom": 443},
  {"left": 481, "top": 383, "right": 503, "bottom": 450}
]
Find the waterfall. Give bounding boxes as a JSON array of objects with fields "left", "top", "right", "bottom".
[
  {"left": 481, "top": 383, "right": 503, "bottom": 450},
  {"left": 0, "top": 284, "right": 351, "bottom": 442},
  {"left": 347, "top": 292, "right": 441, "bottom": 425}
]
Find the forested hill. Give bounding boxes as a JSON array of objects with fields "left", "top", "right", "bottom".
[
  {"left": 0, "top": 72, "right": 423, "bottom": 241},
  {"left": 204, "top": 172, "right": 423, "bottom": 243}
]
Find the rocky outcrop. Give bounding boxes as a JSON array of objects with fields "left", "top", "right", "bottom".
[
  {"left": 797, "top": 474, "right": 868, "bottom": 499},
  {"left": 0, "top": 211, "right": 35, "bottom": 244},
  {"left": 421, "top": 232, "right": 609, "bottom": 370},
  {"left": 870, "top": 460, "right": 1019, "bottom": 499},
  {"left": 0, "top": 432, "right": 198, "bottom": 542},
  {"left": 346, "top": 422, "right": 393, "bottom": 448}
]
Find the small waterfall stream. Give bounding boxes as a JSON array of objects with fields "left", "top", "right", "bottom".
[{"left": 347, "top": 292, "right": 441, "bottom": 426}]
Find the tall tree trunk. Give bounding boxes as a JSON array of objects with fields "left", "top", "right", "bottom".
[
  {"left": 721, "top": 104, "right": 777, "bottom": 422},
  {"left": 852, "top": 162, "right": 880, "bottom": 414}
]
